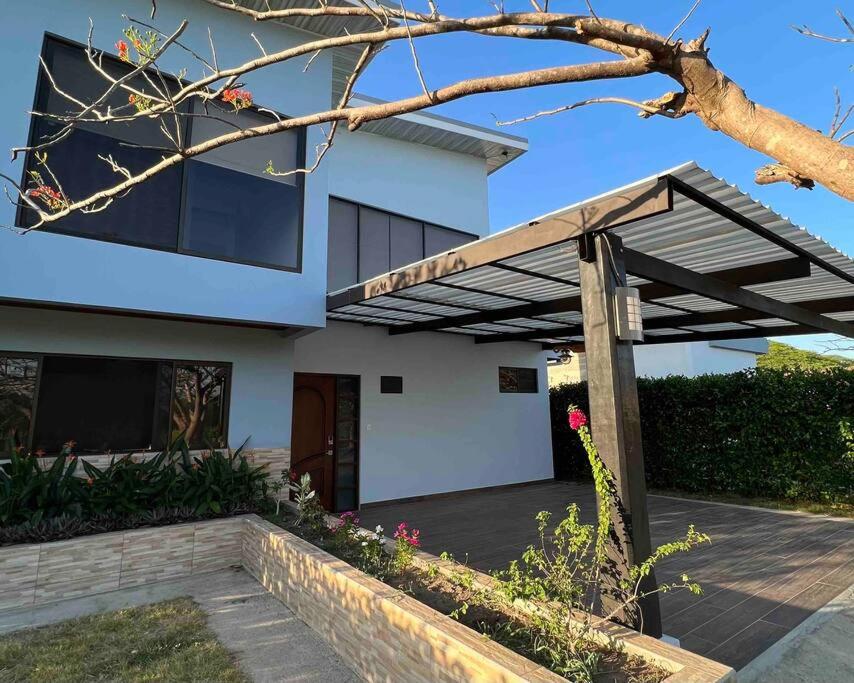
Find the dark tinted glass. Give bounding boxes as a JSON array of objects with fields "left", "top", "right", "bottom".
[
  {"left": 358, "top": 207, "right": 390, "bottom": 281},
  {"left": 171, "top": 364, "right": 229, "bottom": 449},
  {"left": 181, "top": 161, "right": 301, "bottom": 269},
  {"left": 389, "top": 216, "right": 423, "bottom": 269},
  {"left": 22, "top": 123, "right": 182, "bottom": 248},
  {"left": 32, "top": 356, "right": 160, "bottom": 454},
  {"left": 334, "top": 376, "right": 359, "bottom": 512},
  {"left": 380, "top": 376, "right": 403, "bottom": 394},
  {"left": 498, "top": 367, "right": 538, "bottom": 393},
  {"left": 424, "top": 224, "right": 476, "bottom": 256},
  {"left": 328, "top": 198, "right": 358, "bottom": 291},
  {"left": 0, "top": 356, "right": 39, "bottom": 455}
]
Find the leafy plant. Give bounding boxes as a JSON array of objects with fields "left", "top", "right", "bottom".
[
  {"left": 552, "top": 367, "right": 854, "bottom": 504},
  {"left": 0, "top": 441, "right": 85, "bottom": 525},
  {"left": 0, "top": 436, "right": 270, "bottom": 534}
]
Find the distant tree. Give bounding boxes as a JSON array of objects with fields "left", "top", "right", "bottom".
[{"left": 757, "top": 341, "right": 854, "bottom": 372}]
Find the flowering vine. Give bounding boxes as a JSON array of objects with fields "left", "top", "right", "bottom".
[{"left": 566, "top": 405, "right": 612, "bottom": 567}]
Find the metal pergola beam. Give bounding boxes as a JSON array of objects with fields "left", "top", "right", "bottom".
[
  {"left": 668, "top": 176, "right": 854, "bottom": 286},
  {"left": 475, "top": 293, "right": 853, "bottom": 345},
  {"left": 623, "top": 249, "right": 854, "bottom": 338},
  {"left": 638, "top": 325, "right": 815, "bottom": 345},
  {"left": 327, "top": 177, "right": 672, "bottom": 310},
  {"left": 388, "top": 256, "right": 811, "bottom": 337}
]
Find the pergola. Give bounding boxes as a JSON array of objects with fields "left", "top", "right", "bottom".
[{"left": 326, "top": 162, "right": 854, "bottom": 636}]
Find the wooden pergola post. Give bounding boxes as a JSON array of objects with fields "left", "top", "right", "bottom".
[{"left": 578, "top": 231, "right": 662, "bottom": 637}]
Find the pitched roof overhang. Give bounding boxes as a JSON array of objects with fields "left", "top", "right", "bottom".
[{"left": 326, "top": 162, "right": 854, "bottom": 346}]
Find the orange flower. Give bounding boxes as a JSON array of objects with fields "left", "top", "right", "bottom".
[
  {"left": 86, "top": 477, "right": 94, "bottom": 486},
  {"left": 116, "top": 39, "right": 129, "bottom": 62},
  {"left": 222, "top": 88, "right": 252, "bottom": 110}
]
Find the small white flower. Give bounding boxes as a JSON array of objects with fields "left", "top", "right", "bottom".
[
  {"left": 375, "top": 525, "right": 384, "bottom": 534},
  {"left": 361, "top": 541, "right": 368, "bottom": 546}
]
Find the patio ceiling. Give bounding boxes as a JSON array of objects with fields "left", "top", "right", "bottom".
[{"left": 326, "top": 162, "right": 854, "bottom": 347}]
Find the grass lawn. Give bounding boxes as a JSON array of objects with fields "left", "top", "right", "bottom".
[
  {"left": 651, "top": 489, "right": 854, "bottom": 519},
  {"left": 0, "top": 598, "right": 248, "bottom": 683}
]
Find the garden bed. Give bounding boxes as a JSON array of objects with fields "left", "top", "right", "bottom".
[{"left": 261, "top": 504, "right": 734, "bottom": 683}]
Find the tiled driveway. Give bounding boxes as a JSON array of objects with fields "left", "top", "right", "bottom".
[{"left": 360, "top": 480, "right": 854, "bottom": 671}]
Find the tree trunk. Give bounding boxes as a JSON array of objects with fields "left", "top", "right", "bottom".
[{"left": 674, "top": 51, "right": 854, "bottom": 200}]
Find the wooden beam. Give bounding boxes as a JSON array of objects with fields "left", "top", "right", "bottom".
[
  {"left": 624, "top": 250, "right": 854, "bottom": 338},
  {"left": 578, "top": 232, "right": 661, "bottom": 636},
  {"left": 327, "top": 178, "right": 672, "bottom": 310},
  {"left": 399, "top": 256, "right": 809, "bottom": 339},
  {"left": 475, "top": 292, "right": 852, "bottom": 345}
]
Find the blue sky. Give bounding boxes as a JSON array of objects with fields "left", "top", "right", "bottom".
[{"left": 357, "top": 1, "right": 853, "bottom": 355}]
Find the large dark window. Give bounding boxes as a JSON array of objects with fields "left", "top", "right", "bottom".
[
  {"left": 327, "top": 198, "right": 478, "bottom": 291},
  {"left": 0, "top": 352, "right": 231, "bottom": 456},
  {"left": 20, "top": 35, "right": 304, "bottom": 271}
]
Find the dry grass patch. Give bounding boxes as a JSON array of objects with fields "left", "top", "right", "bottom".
[{"left": 0, "top": 597, "right": 248, "bottom": 683}]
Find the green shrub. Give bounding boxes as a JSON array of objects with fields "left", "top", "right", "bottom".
[
  {"left": 550, "top": 367, "right": 854, "bottom": 504},
  {"left": 0, "top": 437, "right": 270, "bottom": 530}
]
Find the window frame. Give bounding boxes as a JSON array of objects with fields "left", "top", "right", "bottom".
[
  {"left": 0, "top": 348, "right": 232, "bottom": 456},
  {"left": 498, "top": 366, "right": 539, "bottom": 394},
  {"left": 328, "top": 196, "right": 479, "bottom": 290},
  {"left": 17, "top": 32, "right": 307, "bottom": 273}
]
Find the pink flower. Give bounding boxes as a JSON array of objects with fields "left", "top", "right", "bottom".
[
  {"left": 568, "top": 408, "right": 588, "bottom": 431},
  {"left": 394, "top": 522, "right": 421, "bottom": 548}
]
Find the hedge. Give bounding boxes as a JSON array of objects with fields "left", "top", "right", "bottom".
[{"left": 550, "top": 367, "right": 854, "bottom": 504}]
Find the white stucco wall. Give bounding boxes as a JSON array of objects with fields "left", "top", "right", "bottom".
[
  {"left": 294, "top": 322, "right": 553, "bottom": 504},
  {"left": 327, "top": 129, "right": 491, "bottom": 236},
  {"left": 0, "top": 0, "right": 332, "bottom": 328},
  {"left": 633, "top": 341, "right": 760, "bottom": 378},
  {"left": 0, "top": 306, "right": 295, "bottom": 450}
]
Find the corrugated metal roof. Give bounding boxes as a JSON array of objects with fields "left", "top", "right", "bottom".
[{"left": 326, "top": 162, "right": 854, "bottom": 347}]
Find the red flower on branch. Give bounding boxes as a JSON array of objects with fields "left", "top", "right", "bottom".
[
  {"left": 116, "top": 40, "right": 129, "bottom": 62},
  {"left": 568, "top": 408, "right": 588, "bottom": 431},
  {"left": 222, "top": 88, "right": 253, "bottom": 110}
]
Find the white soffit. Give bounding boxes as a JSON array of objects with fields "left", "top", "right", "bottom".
[{"left": 232, "top": 1, "right": 527, "bottom": 173}]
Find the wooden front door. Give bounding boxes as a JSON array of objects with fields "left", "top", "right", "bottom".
[{"left": 291, "top": 374, "right": 336, "bottom": 510}]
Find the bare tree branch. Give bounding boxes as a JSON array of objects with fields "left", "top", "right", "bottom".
[{"left": 6, "top": 3, "right": 854, "bottom": 232}]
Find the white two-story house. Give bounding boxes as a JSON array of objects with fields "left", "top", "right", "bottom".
[
  {"left": 3, "top": 0, "right": 812, "bottom": 514},
  {"left": 0, "top": 0, "right": 553, "bottom": 511}
]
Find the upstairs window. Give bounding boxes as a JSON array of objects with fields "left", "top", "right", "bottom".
[
  {"left": 19, "top": 35, "right": 304, "bottom": 271},
  {"left": 327, "top": 198, "right": 477, "bottom": 291}
]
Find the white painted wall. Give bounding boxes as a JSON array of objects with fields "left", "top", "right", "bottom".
[
  {"left": 327, "top": 129, "right": 491, "bottom": 236},
  {"left": 0, "top": 306, "right": 294, "bottom": 450},
  {"left": 549, "top": 340, "right": 764, "bottom": 385},
  {"left": 0, "top": 0, "right": 332, "bottom": 328},
  {"left": 633, "top": 341, "right": 761, "bottom": 378},
  {"left": 294, "top": 322, "right": 553, "bottom": 504}
]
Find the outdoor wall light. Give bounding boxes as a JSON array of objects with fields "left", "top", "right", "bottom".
[
  {"left": 553, "top": 346, "right": 575, "bottom": 365},
  {"left": 614, "top": 287, "right": 644, "bottom": 342}
]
